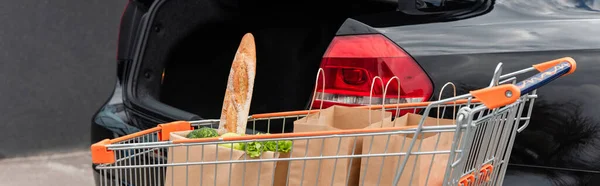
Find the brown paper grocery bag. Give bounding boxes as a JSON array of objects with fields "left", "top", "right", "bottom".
[
  {"left": 273, "top": 152, "right": 290, "bottom": 186},
  {"left": 359, "top": 117, "right": 422, "bottom": 186},
  {"left": 288, "top": 106, "right": 392, "bottom": 186},
  {"left": 395, "top": 113, "right": 456, "bottom": 186},
  {"left": 164, "top": 131, "right": 279, "bottom": 186}
]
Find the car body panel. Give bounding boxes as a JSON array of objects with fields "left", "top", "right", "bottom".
[{"left": 377, "top": 0, "right": 600, "bottom": 56}]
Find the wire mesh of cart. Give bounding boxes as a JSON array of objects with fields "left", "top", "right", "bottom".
[{"left": 91, "top": 57, "right": 576, "bottom": 186}]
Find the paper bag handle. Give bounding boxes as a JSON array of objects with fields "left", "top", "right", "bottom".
[
  {"left": 305, "top": 68, "right": 326, "bottom": 122},
  {"left": 368, "top": 76, "right": 386, "bottom": 126},
  {"left": 437, "top": 82, "right": 457, "bottom": 125},
  {"left": 383, "top": 76, "right": 402, "bottom": 118}
]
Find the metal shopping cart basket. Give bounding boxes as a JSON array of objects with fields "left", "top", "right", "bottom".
[{"left": 91, "top": 57, "right": 577, "bottom": 186}]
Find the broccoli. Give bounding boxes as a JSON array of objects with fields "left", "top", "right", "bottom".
[{"left": 186, "top": 127, "right": 219, "bottom": 138}]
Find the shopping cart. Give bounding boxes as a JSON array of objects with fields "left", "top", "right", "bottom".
[{"left": 91, "top": 57, "right": 576, "bottom": 186}]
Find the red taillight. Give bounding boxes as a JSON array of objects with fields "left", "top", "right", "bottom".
[{"left": 312, "top": 34, "right": 433, "bottom": 115}]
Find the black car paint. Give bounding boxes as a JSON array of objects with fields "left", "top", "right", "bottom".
[
  {"left": 92, "top": 2, "right": 144, "bottom": 144},
  {"left": 92, "top": 0, "right": 600, "bottom": 185}
]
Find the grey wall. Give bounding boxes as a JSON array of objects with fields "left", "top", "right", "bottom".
[{"left": 0, "top": 0, "right": 127, "bottom": 158}]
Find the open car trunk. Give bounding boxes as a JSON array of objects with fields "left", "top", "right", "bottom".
[
  {"left": 159, "top": 23, "right": 337, "bottom": 121},
  {"left": 126, "top": 0, "right": 399, "bottom": 129}
]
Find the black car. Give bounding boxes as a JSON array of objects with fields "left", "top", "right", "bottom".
[{"left": 92, "top": 0, "right": 600, "bottom": 185}]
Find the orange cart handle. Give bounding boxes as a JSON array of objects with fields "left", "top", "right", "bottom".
[
  {"left": 519, "top": 57, "right": 576, "bottom": 94},
  {"left": 472, "top": 57, "right": 576, "bottom": 109}
]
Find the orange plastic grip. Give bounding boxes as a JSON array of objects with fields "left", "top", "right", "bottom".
[
  {"left": 91, "top": 121, "right": 193, "bottom": 164},
  {"left": 532, "top": 57, "right": 577, "bottom": 76},
  {"left": 470, "top": 84, "right": 521, "bottom": 109},
  {"left": 479, "top": 164, "right": 494, "bottom": 182},
  {"left": 158, "top": 121, "right": 193, "bottom": 141},
  {"left": 459, "top": 174, "right": 475, "bottom": 186},
  {"left": 91, "top": 139, "right": 115, "bottom": 164}
]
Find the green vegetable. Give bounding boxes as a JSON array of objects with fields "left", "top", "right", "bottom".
[
  {"left": 220, "top": 132, "right": 241, "bottom": 137},
  {"left": 213, "top": 132, "right": 293, "bottom": 158},
  {"left": 256, "top": 133, "right": 293, "bottom": 153},
  {"left": 219, "top": 142, "right": 245, "bottom": 151},
  {"left": 264, "top": 140, "right": 292, "bottom": 153},
  {"left": 186, "top": 127, "right": 219, "bottom": 139},
  {"left": 244, "top": 141, "right": 265, "bottom": 158},
  {"left": 218, "top": 132, "right": 246, "bottom": 150}
]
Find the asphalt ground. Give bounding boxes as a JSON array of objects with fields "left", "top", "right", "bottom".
[{"left": 0, "top": 151, "right": 94, "bottom": 186}]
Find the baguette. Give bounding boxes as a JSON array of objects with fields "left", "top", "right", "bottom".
[{"left": 218, "top": 33, "right": 256, "bottom": 135}]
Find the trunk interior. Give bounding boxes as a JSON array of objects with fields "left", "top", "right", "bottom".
[{"left": 155, "top": 0, "right": 398, "bottom": 125}]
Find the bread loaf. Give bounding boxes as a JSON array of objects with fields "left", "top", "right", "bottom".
[{"left": 218, "top": 33, "right": 256, "bottom": 135}]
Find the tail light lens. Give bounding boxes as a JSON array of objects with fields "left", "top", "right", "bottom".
[{"left": 312, "top": 34, "right": 433, "bottom": 115}]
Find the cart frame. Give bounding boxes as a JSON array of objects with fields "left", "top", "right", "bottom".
[{"left": 91, "top": 57, "right": 576, "bottom": 186}]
